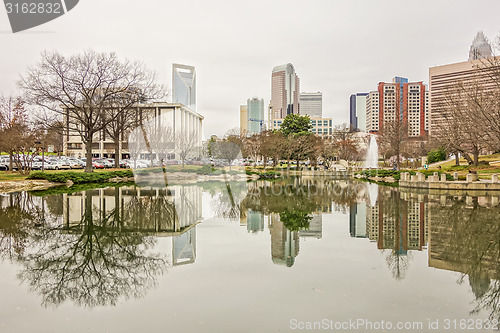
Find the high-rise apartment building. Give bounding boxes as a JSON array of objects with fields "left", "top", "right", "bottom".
[
  {"left": 349, "top": 93, "right": 368, "bottom": 132},
  {"left": 269, "top": 63, "right": 300, "bottom": 127},
  {"left": 172, "top": 64, "right": 196, "bottom": 110},
  {"left": 299, "top": 92, "right": 322, "bottom": 118},
  {"left": 468, "top": 31, "right": 493, "bottom": 61},
  {"left": 365, "top": 77, "right": 428, "bottom": 139},
  {"left": 247, "top": 97, "right": 264, "bottom": 135}
]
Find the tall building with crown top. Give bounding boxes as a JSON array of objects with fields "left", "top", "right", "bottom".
[{"left": 469, "top": 31, "right": 493, "bottom": 61}]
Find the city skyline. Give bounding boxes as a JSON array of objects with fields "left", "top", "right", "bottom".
[{"left": 0, "top": 1, "right": 499, "bottom": 138}]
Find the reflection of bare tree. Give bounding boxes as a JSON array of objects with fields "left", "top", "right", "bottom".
[
  {"left": 379, "top": 188, "right": 411, "bottom": 280},
  {"left": 385, "top": 251, "right": 411, "bottom": 281},
  {"left": 0, "top": 193, "right": 57, "bottom": 260},
  {"left": 212, "top": 181, "right": 248, "bottom": 220},
  {"left": 18, "top": 193, "right": 167, "bottom": 308},
  {"left": 430, "top": 197, "right": 500, "bottom": 321}
]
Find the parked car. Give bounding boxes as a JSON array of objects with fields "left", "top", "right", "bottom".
[
  {"left": 126, "top": 160, "right": 148, "bottom": 169},
  {"left": 92, "top": 161, "right": 105, "bottom": 169},
  {"left": 50, "top": 160, "right": 71, "bottom": 170},
  {"left": 67, "top": 159, "right": 84, "bottom": 169},
  {"left": 95, "top": 159, "right": 113, "bottom": 168}
]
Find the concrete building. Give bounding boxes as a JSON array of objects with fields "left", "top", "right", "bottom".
[
  {"left": 271, "top": 117, "right": 333, "bottom": 138},
  {"left": 63, "top": 102, "right": 203, "bottom": 160},
  {"left": 240, "top": 105, "right": 248, "bottom": 133},
  {"left": 299, "top": 92, "right": 322, "bottom": 118},
  {"left": 349, "top": 93, "right": 368, "bottom": 132},
  {"left": 270, "top": 63, "right": 300, "bottom": 128},
  {"left": 172, "top": 64, "right": 196, "bottom": 110},
  {"left": 365, "top": 77, "right": 428, "bottom": 139},
  {"left": 247, "top": 97, "right": 265, "bottom": 135},
  {"left": 429, "top": 56, "right": 500, "bottom": 139},
  {"left": 469, "top": 31, "right": 493, "bottom": 61}
]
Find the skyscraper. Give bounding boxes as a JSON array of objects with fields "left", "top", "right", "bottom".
[
  {"left": 299, "top": 92, "right": 322, "bottom": 118},
  {"left": 349, "top": 92, "right": 368, "bottom": 132},
  {"left": 172, "top": 64, "right": 196, "bottom": 110},
  {"left": 468, "top": 31, "right": 493, "bottom": 61},
  {"left": 270, "top": 63, "right": 300, "bottom": 126},
  {"left": 247, "top": 97, "right": 264, "bottom": 135}
]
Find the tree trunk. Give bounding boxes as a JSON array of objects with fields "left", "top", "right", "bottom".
[
  {"left": 9, "top": 153, "right": 13, "bottom": 171},
  {"left": 114, "top": 137, "right": 120, "bottom": 168},
  {"left": 455, "top": 153, "right": 460, "bottom": 166},
  {"left": 85, "top": 141, "right": 93, "bottom": 173},
  {"left": 473, "top": 147, "right": 479, "bottom": 166}
]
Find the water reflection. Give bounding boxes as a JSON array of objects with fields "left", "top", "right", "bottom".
[{"left": 0, "top": 178, "right": 499, "bottom": 320}]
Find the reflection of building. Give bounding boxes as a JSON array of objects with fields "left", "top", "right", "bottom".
[
  {"left": 269, "top": 213, "right": 300, "bottom": 267},
  {"left": 299, "top": 214, "right": 322, "bottom": 239},
  {"left": 172, "top": 64, "right": 196, "bottom": 110},
  {"left": 62, "top": 185, "right": 203, "bottom": 266},
  {"left": 173, "top": 228, "right": 196, "bottom": 266},
  {"left": 365, "top": 195, "right": 428, "bottom": 252},
  {"left": 349, "top": 203, "right": 367, "bottom": 238},
  {"left": 246, "top": 210, "right": 264, "bottom": 233}
]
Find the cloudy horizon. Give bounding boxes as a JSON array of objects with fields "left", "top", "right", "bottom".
[{"left": 1, "top": 0, "right": 499, "bottom": 138}]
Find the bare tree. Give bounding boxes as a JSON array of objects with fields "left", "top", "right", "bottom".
[
  {"left": 105, "top": 108, "right": 137, "bottom": 167},
  {"left": 437, "top": 81, "right": 489, "bottom": 166},
  {"left": 176, "top": 130, "right": 199, "bottom": 167},
  {"left": 0, "top": 96, "right": 41, "bottom": 173},
  {"left": 331, "top": 124, "right": 360, "bottom": 162},
  {"left": 19, "top": 50, "right": 164, "bottom": 172}
]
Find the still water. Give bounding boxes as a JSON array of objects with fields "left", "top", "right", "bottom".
[{"left": 0, "top": 178, "right": 499, "bottom": 332}]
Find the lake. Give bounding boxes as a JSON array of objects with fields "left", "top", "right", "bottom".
[{"left": 0, "top": 177, "right": 499, "bottom": 332}]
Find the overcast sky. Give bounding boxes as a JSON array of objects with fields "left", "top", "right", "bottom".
[{"left": 1, "top": 0, "right": 499, "bottom": 138}]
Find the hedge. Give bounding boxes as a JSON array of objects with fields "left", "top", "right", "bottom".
[{"left": 27, "top": 170, "right": 134, "bottom": 184}]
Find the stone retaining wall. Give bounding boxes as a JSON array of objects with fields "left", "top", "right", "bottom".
[{"left": 399, "top": 172, "right": 500, "bottom": 191}]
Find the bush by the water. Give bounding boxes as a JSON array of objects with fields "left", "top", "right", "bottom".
[{"left": 28, "top": 170, "right": 134, "bottom": 184}]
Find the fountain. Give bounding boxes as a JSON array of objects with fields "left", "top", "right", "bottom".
[{"left": 364, "top": 135, "right": 379, "bottom": 169}]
